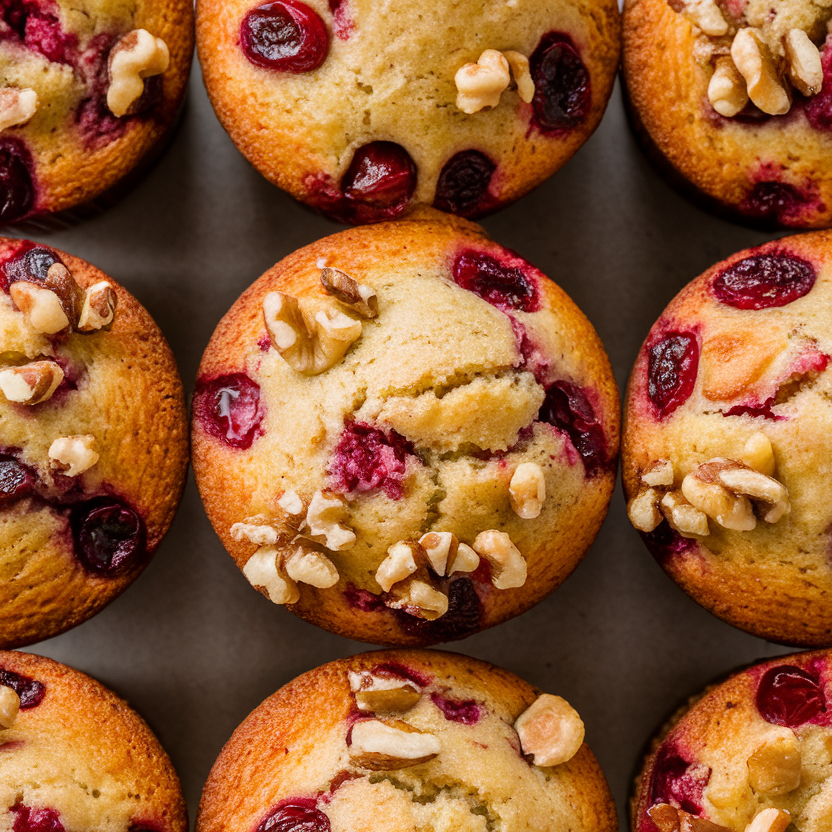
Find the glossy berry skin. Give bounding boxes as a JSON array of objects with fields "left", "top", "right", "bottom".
[
  {"left": 256, "top": 805, "right": 331, "bottom": 832},
  {"left": 194, "top": 373, "right": 265, "bottom": 450},
  {"left": 452, "top": 250, "right": 540, "bottom": 313},
  {"left": 0, "top": 456, "right": 35, "bottom": 504},
  {"left": 0, "top": 138, "right": 36, "bottom": 225},
  {"left": 712, "top": 252, "right": 816, "bottom": 310},
  {"left": 646, "top": 332, "right": 699, "bottom": 419},
  {"left": 756, "top": 665, "right": 827, "bottom": 727},
  {"left": 530, "top": 32, "right": 591, "bottom": 134},
  {"left": 73, "top": 499, "right": 146, "bottom": 577},
  {"left": 648, "top": 744, "right": 709, "bottom": 816},
  {"left": 433, "top": 151, "right": 496, "bottom": 218},
  {"left": 0, "top": 667, "right": 45, "bottom": 708},
  {"left": 340, "top": 142, "right": 417, "bottom": 223}
]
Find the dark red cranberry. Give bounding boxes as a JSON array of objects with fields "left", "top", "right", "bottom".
[
  {"left": 344, "top": 583, "right": 386, "bottom": 611},
  {"left": 395, "top": 578, "right": 482, "bottom": 643},
  {"left": 241, "top": 1, "right": 328, "bottom": 72},
  {"left": 430, "top": 693, "right": 481, "bottom": 724},
  {"left": 73, "top": 499, "right": 146, "bottom": 577},
  {"left": 741, "top": 181, "right": 814, "bottom": 226},
  {"left": 712, "top": 253, "right": 816, "bottom": 310},
  {"left": 647, "top": 332, "right": 699, "bottom": 419},
  {"left": 371, "top": 661, "right": 431, "bottom": 688},
  {"left": 722, "top": 398, "right": 781, "bottom": 420},
  {"left": 340, "top": 142, "right": 417, "bottom": 223},
  {"left": 1, "top": 243, "right": 59, "bottom": 290},
  {"left": 641, "top": 522, "right": 696, "bottom": 561},
  {"left": 194, "top": 373, "right": 266, "bottom": 450},
  {"left": 529, "top": 32, "right": 590, "bottom": 134},
  {"left": 0, "top": 138, "right": 36, "bottom": 225},
  {"left": 0, "top": 668, "right": 45, "bottom": 708},
  {"left": 24, "top": 10, "right": 76, "bottom": 64},
  {"left": 75, "top": 33, "right": 127, "bottom": 147},
  {"left": 328, "top": 421, "right": 417, "bottom": 500},
  {"left": 805, "top": 43, "right": 832, "bottom": 130},
  {"left": 434, "top": 151, "right": 496, "bottom": 217},
  {"left": 649, "top": 745, "right": 711, "bottom": 815},
  {"left": 0, "top": 456, "right": 34, "bottom": 504},
  {"left": 756, "top": 665, "right": 826, "bottom": 727},
  {"left": 452, "top": 250, "right": 540, "bottom": 313},
  {"left": 256, "top": 805, "right": 331, "bottom": 832},
  {"left": 11, "top": 805, "right": 65, "bottom": 832}
]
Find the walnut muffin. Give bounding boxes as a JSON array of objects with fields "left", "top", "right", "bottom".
[
  {"left": 195, "top": 0, "right": 620, "bottom": 224},
  {"left": 623, "top": 0, "right": 832, "bottom": 229},
  {"left": 198, "top": 649, "right": 617, "bottom": 832},
  {"left": 0, "top": 0, "right": 194, "bottom": 228},
  {"left": 623, "top": 230, "right": 832, "bottom": 646},
  {"left": 632, "top": 649, "right": 832, "bottom": 832},
  {"left": 192, "top": 210, "right": 619, "bottom": 646},
  {"left": 0, "top": 650, "right": 187, "bottom": 832},
  {"left": 0, "top": 237, "right": 188, "bottom": 648}
]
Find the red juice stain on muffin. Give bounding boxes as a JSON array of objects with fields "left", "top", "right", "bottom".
[
  {"left": 371, "top": 661, "right": 431, "bottom": 687},
  {"left": 0, "top": 667, "right": 45, "bottom": 707},
  {"left": 756, "top": 665, "right": 827, "bottom": 727},
  {"left": 72, "top": 498, "right": 146, "bottom": 577},
  {"left": 805, "top": 39, "right": 832, "bottom": 131},
  {"left": 648, "top": 743, "right": 711, "bottom": 818},
  {"left": 193, "top": 373, "right": 266, "bottom": 450},
  {"left": 241, "top": 0, "right": 329, "bottom": 73},
  {"left": 74, "top": 33, "right": 129, "bottom": 148},
  {"left": 430, "top": 692, "right": 481, "bottom": 724},
  {"left": 0, "top": 0, "right": 77, "bottom": 64},
  {"left": 740, "top": 178, "right": 823, "bottom": 227},
  {"left": 452, "top": 250, "right": 540, "bottom": 312},
  {"left": 647, "top": 331, "right": 699, "bottom": 419},
  {"left": 434, "top": 151, "right": 496, "bottom": 218},
  {"left": 340, "top": 142, "right": 417, "bottom": 223},
  {"left": 642, "top": 522, "right": 698, "bottom": 561},
  {"left": 255, "top": 803, "right": 331, "bottom": 832},
  {"left": 712, "top": 251, "right": 817, "bottom": 309},
  {"left": 11, "top": 805, "right": 65, "bottom": 832},
  {"left": 394, "top": 577, "right": 483, "bottom": 642},
  {"left": 0, "top": 138, "right": 37, "bottom": 225},
  {"left": 328, "top": 0, "right": 353, "bottom": 40},
  {"left": 344, "top": 583, "right": 386, "bottom": 611}
]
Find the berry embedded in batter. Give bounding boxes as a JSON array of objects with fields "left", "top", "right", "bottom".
[
  {"left": 740, "top": 180, "right": 820, "bottom": 227},
  {"left": 429, "top": 692, "right": 481, "bottom": 725},
  {"left": 755, "top": 665, "right": 827, "bottom": 728},
  {"left": 648, "top": 744, "right": 710, "bottom": 817},
  {"left": 0, "top": 456, "right": 35, "bottom": 504},
  {"left": 647, "top": 332, "right": 699, "bottom": 419},
  {"left": 341, "top": 142, "right": 417, "bottom": 223},
  {"left": 72, "top": 499, "right": 145, "bottom": 577},
  {"left": 256, "top": 805, "right": 331, "bottom": 832},
  {"left": 452, "top": 250, "right": 540, "bottom": 312},
  {"left": 712, "top": 252, "right": 817, "bottom": 310},
  {"left": 0, "top": 138, "right": 36, "bottom": 225},
  {"left": 0, "top": 0, "right": 77, "bottom": 65},
  {"left": 0, "top": 667, "right": 45, "bottom": 708},
  {"left": 11, "top": 804, "right": 65, "bottom": 832},
  {"left": 529, "top": 32, "right": 591, "bottom": 134},
  {"left": 433, "top": 151, "right": 496, "bottom": 218},
  {"left": 193, "top": 373, "right": 266, "bottom": 450},
  {"left": 393, "top": 577, "right": 483, "bottom": 642}
]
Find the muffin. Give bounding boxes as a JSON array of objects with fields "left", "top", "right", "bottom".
[
  {"left": 623, "top": 230, "right": 832, "bottom": 646},
  {"left": 0, "top": 237, "right": 188, "bottom": 648},
  {"left": 192, "top": 209, "right": 619, "bottom": 646},
  {"left": 0, "top": 0, "right": 194, "bottom": 228},
  {"left": 623, "top": 0, "right": 832, "bottom": 229},
  {"left": 0, "top": 649, "right": 187, "bottom": 832},
  {"left": 197, "top": 649, "right": 617, "bottom": 832},
  {"left": 632, "top": 649, "right": 832, "bottom": 832},
  {"left": 195, "top": 0, "right": 620, "bottom": 224}
]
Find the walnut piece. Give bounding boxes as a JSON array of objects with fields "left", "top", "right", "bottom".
[
  {"left": 731, "top": 28, "right": 790, "bottom": 115},
  {"left": 0, "top": 87, "right": 38, "bottom": 132},
  {"left": 349, "top": 719, "right": 440, "bottom": 770},
  {"left": 303, "top": 491, "right": 356, "bottom": 551},
  {"left": 278, "top": 489, "right": 304, "bottom": 515},
  {"left": 741, "top": 432, "right": 775, "bottom": 477},
  {"left": 77, "top": 282, "right": 117, "bottom": 332},
  {"left": 509, "top": 462, "right": 546, "bottom": 519},
  {"left": 785, "top": 29, "right": 823, "bottom": 96},
  {"left": 242, "top": 545, "right": 299, "bottom": 605},
  {"left": 320, "top": 267, "right": 378, "bottom": 318},
  {"left": 682, "top": 0, "right": 728, "bottom": 36},
  {"left": 0, "top": 685, "right": 19, "bottom": 729},
  {"left": 230, "top": 520, "right": 279, "bottom": 546},
  {"left": 386, "top": 577, "right": 449, "bottom": 620},
  {"left": 503, "top": 50, "right": 535, "bottom": 102},
  {"left": 107, "top": 29, "right": 170, "bottom": 117},
  {"left": 711, "top": 458, "right": 790, "bottom": 523},
  {"left": 747, "top": 730, "right": 801, "bottom": 795},
  {"left": 284, "top": 546, "right": 339, "bottom": 589},
  {"left": 48, "top": 435, "right": 99, "bottom": 477},
  {"left": 0, "top": 360, "right": 64, "bottom": 405},
  {"left": 660, "top": 491, "right": 710, "bottom": 538},
  {"left": 473, "top": 530, "right": 527, "bottom": 589},
  {"left": 744, "top": 808, "right": 791, "bottom": 832},
  {"left": 708, "top": 57, "right": 750, "bottom": 117},
  {"left": 681, "top": 466, "right": 756, "bottom": 532},
  {"left": 455, "top": 49, "right": 511, "bottom": 113},
  {"left": 628, "top": 487, "right": 664, "bottom": 532},
  {"left": 514, "top": 694, "right": 584, "bottom": 767},
  {"left": 642, "top": 459, "right": 674, "bottom": 487},
  {"left": 648, "top": 804, "right": 731, "bottom": 832},
  {"left": 10, "top": 282, "right": 70, "bottom": 334},
  {"left": 348, "top": 671, "right": 421, "bottom": 713},
  {"left": 376, "top": 541, "right": 419, "bottom": 592},
  {"left": 418, "top": 531, "right": 479, "bottom": 576}
]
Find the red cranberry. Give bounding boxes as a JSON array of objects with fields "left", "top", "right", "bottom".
[
  {"left": 75, "top": 33, "right": 128, "bottom": 148},
  {"left": 241, "top": 1, "right": 328, "bottom": 72},
  {"left": 741, "top": 181, "right": 814, "bottom": 226},
  {"left": 452, "top": 250, "right": 540, "bottom": 313},
  {"left": 805, "top": 43, "right": 832, "bottom": 130},
  {"left": 1, "top": 243, "right": 60, "bottom": 290},
  {"left": 327, "top": 421, "right": 417, "bottom": 500},
  {"left": 344, "top": 583, "right": 386, "bottom": 611},
  {"left": 256, "top": 805, "right": 331, "bottom": 832},
  {"left": 0, "top": 138, "right": 36, "bottom": 225},
  {"left": 73, "top": 499, "right": 145, "bottom": 577},
  {"left": 642, "top": 523, "right": 697, "bottom": 561},
  {"left": 11, "top": 805, "right": 65, "bottom": 832},
  {"left": 529, "top": 32, "right": 590, "bottom": 134},
  {"left": 194, "top": 373, "right": 266, "bottom": 450},
  {"left": 723, "top": 398, "right": 781, "bottom": 420},
  {"left": 647, "top": 332, "right": 699, "bottom": 418},
  {"left": 371, "top": 662, "right": 431, "bottom": 688},
  {"left": 756, "top": 665, "right": 826, "bottom": 727},
  {"left": 394, "top": 577, "right": 482, "bottom": 643},
  {"left": 712, "top": 253, "right": 816, "bottom": 310},
  {"left": 430, "top": 693, "right": 481, "bottom": 724},
  {"left": 0, "top": 456, "right": 35, "bottom": 504},
  {"left": 649, "top": 745, "right": 711, "bottom": 815},
  {"left": 433, "top": 151, "right": 496, "bottom": 217},
  {"left": 340, "top": 142, "right": 417, "bottom": 223},
  {"left": 327, "top": 0, "right": 352, "bottom": 39},
  {"left": 24, "top": 10, "right": 76, "bottom": 64},
  {"left": 0, "top": 668, "right": 45, "bottom": 708}
]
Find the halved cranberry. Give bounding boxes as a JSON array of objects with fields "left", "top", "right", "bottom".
[
  {"left": 434, "top": 151, "right": 495, "bottom": 217},
  {"left": 649, "top": 745, "right": 711, "bottom": 815},
  {"left": 394, "top": 577, "right": 482, "bottom": 643},
  {"left": 340, "top": 142, "right": 416, "bottom": 223},
  {"left": 529, "top": 32, "right": 590, "bottom": 134},
  {"left": 194, "top": 373, "right": 266, "bottom": 450},
  {"left": 756, "top": 665, "right": 826, "bottom": 727},
  {"left": 0, "top": 456, "right": 34, "bottom": 504},
  {"left": 327, "top": 421, "right": 417, "bottom": 500},
  {"left": 73, "top": 499, "right": 146, "bottom": 577},
  {"left": 256, "top": 805, "right": 331, "bottom": 832},
  {"left": 11, "top": 805, "right": 65, "bottom": 832},
  {"left": 452, "top": 250, "right": 540, "bottom": 312},
  {"left": 712, "top": 253, "right": 816, "bottom": 310},
  {"left": 241, "top": 1, "right": 328, "bottom": 72},
  {"left": 0, "top": 668, "right": 45, "bottom": 708},
  {"left": 430, "top": 693, "right": 480, "bottom": 724},
  {"left": 741, "top": 181, "right": 814, "bottom": 226},
  {"left": 0, "top": 138, "right": 36, "bottom": 225},
  {"left": 647, "top": 332, "right": 699, "bottom": 419}
]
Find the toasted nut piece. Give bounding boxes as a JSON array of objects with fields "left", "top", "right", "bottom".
[
  {"left": 714, "top": 461, "right": 790, "bottom": 523},
  {"left": 709, "top": 57, "right": 750, "bottom": 117},
  {"left": 107, "top": 29, "right": 169, "bottom": 117},
  {"left": 242, "top": 545, "right": 299, "bottom": 604},
  {"left": 0, "top": 685, "right": 19, "bottom": 729},
  {"left": 509, "top": 462, "right": 546, "bottom": 519},
  {"left": 419, "top": 532, "right": 456, "bottom": 576},
  {"left": 742, "top": 432, "right": 775, "bottom": 477},
  {"left": 0, "top": 87, "right": 38, "bottom": 132},
  {"left": 0, "top": 360, "right": 64, "bottom": 405},
  {"left": 628, "top": 488, "right": 663, "bottom": 533},
  {"left": 387, "top": 577, "right": 449, "bottom": 620},
  {"left": 376, "top": 541, "right": 419, "bottom": 591},
  {"left": 455, "top": 49, "right": 511, "bottom": 113},
  {"left": 785, "top": 29, "right": 823, "bottom": 97},
  {"left": 747, "top": 730, "right": 801, "bottom": 795},
  {"left": 278, "top": 490, "right": 304, "bottom": 515},
  {"left": 230, "top": 521, "right": 279, "bottom": 546},
  {"left": 43, "top": 262, "right": 84, "bottom": 326},
  {"left": 642, "top": 459, "right": 674, "bottom": 487},
  {"left": 731, "top": 28, "right": 790, "bottom": 115},
  {"left": 77, "top": 281, "right": 116, "bottom": 332},
  {"left": 681, "top": 471, "right": 756, "bottom": 532},
  {"left": 503, "top": 50, "right": 535, "bottom": 102},
  {"left": 320, "top": 267, "right": 378, "bottom": 319},
  {"left": 48, "top": 435, "right": 99, "bottom": 477},
  {"left": 348, "top": 671, "right": 421, "bottom": 713},
  {"left": 514, "top": 694, "right": 584, "bottom": 767},
  {"left": 660, "top": 491, "right": 710, "bottom": 537},
  {"left": 449, "top": 542, "right": 480, "bottom": 574},
  {"left": 683, "top": 0, "right": 728, "bottom": 36},
  {"left": 10, "top": 282, "right": 70, "bottom": 334},
  {"left": 473, "top": 530, "right": 527, "bottom": 589},
  {"left": 264, "top": 291, "right": 362, "bottom": 375},
  {"left": 349, "top": 719, "right": 440, "bottom": 770},
  {"left": 648, "top": 805, "right": 731, "bottom": 832},
  {"left": 284, "top": 546, "right": 339, "bottom": 588},
  {"left": 304, "top": 491, "right": 356, "bottom": 551},
  {"left": 744, "top": 808, "right": 791, "bottom": 832}
]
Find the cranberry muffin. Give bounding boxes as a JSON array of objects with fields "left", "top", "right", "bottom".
[
  {"left": 0, "top": 650, "right": 187, "bottom": 832},
  {"left": 198, "top": 650, "right": 617, "bottom": 832},
  {"left": 192, "top": 210, "right": 619, "bottom": 646},
  {"left": 196, "top": 0, "right": 620, "bottom": 224},
  {"left": 0, "top": 0, "right": 194, "bottom": 228},
  {"left": 623, "top": 231, "right": 832, "bottom": 646},
  {"left": 633, "top": 649, "right": 832, "bottom": 832},
  {"left": 623, "top": 0, "right": 832, "bottom": 229},
  {"left": 0, "top": 237, "right": 188, "bottom": 648}
]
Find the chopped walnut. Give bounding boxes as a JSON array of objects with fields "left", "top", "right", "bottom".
[
  {"left": 418, "top": 531, "right": 479, "bottom": 576},
  {"left": 0, "top": 87, "right": 38, "bottom": 132},
  {"left": 642, "top": 459, "right": 674, "bottom": 487},
  {"left": 242, "top": 545, "right": 299, "bottom": 605},
  {"left": 376, "top": 541, "right": 419, "bottom": 592},
  {"left": 107, "top": 29, "right": 170, "bottom": 117},
  {"left": 628, "top": 487, "right": 664, "bottom": 532},
  {"left": 303, "top": 490, "right": 356, "bottom": 551},
  {"left": 682, "top": 0, "right": 728, "bottom": 36},
  {"left": 744, "top": 808, "right": 791, "bottom": 832},
  {"left": 386, "top": 576, "right": 449, "bottom": 620},
  {"left": 648, "top": 804, "right": 731, "bottom": 832},
  {"left": 48, "top": 435, "right": 99, "bottom": 477},
  {"left": 349, "top": 719, "right": 441, "bottom": 770},
  {"left": 284, "top": 545, "right": 339, "bottom": 588},
  {"left": 320, "top": 267, "right": 378, "bottom": 318},
  {"left": 0, "top": 685, "right": 19, "bottom": 729},
  {"left": 741, "top": 432, "right": 775, "bottom": 477},
  {"left": 514, "top": 694, "right": 585, "bottom": 767},
  {"left": 473, "top": 530, "right": 527, "bottom": 589},
  {"left": 348, "top": 671, "right": 421, "bottom": 713},
  {"left": 278, "top": 489, "right": 304, "bottom": 515},
  {"left": 10, "top": 283, "right": 70, "bottom": 335},
  {"left": 747, "top": 730, "right": 801, "bottom": 795},
  {"left": 785, "top": 29, "right": 823, "bottom": 96},
  {"left": 681, "top": 466, "right": 756, "bottom": 532},
  {"left": 455, "top": 49, "right": 511, "bottom": 113},
  {"left": 230, "top": 520, "right": 279, "bottom": 546},
  {"left": 77, "top": 282, "right": 116, "bottom": 332},
  {"left": 660, "top": 490, "right": 710, "bottom": 538},
  {"left": 731, "top": 28, "right": 790, "bottom": 115},
  {"left": 509, "top": 462, "right": 546, "bottom": 519},
  {"left": 504, "top": 51, "right": 535, "bottom": 102},
  {"left": 710, "top": 458, "right": 789, "bottom": 523},
  {"left": 0, "top": 360, "right": 64, "bottom": 405},
  {"left": 708, "top": 57, "right": 750, "bottom": 117}
]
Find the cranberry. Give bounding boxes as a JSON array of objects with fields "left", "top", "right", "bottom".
[
  {"left": 340, "top": 142, "right": 417, "bottom": 223},
  {"left": 805, "top": 42, "right": 832, "bottom": 130},
  {"left": 75, "top": 33, "right": 128, "bottom": 147},
  {"left": 452, "top": 250, "right": 540, "bottom": 313},
  {"left": 647, "top": 332, "right": 699, "bottom": 418},
  {"left": 11, "top": 805, "right": 65, "bottom": 832},
  {"left": 712, "top": 253, "right": 816, "bottom": 310},
  {"left": 328, "top": 0, "right": 352, "bottom": 40},
  {"left": 73, "top": 499, "right": 146, "bottom": 577},
  {"left": 395, "top": 577, "right": 482, "bottom": 643},
  {"left": 433, "top": 151, "right": 496, "bottom": 217},
  {"left": 0, "top": 138, "right": 36, "bottom": 225},
  {"left": 328, "top": 421, "right": 417, "bottom": 500},
  {"left": 344, "top": 584, "right": 386, "bottom": 611},
  {"left": 741, "top": 181, "right": 815, "bottom": 226},
  {"left": 0, "top": 456, "right": 34, "bottom": 504},
  {"left": 649, "top": 745, "right": 711, "bottom": 815},
  {"left": 24, "top": 10, "right": 76, "bottom": 64},
  {"left": 371, "top": 662, "right": 431, "bottom": 688},
  {"left": 642, "top": 523, "right": 696, "bottom": 560},
  {"left": 756, "top": 665, "right": 826, "bottom": 727},
  {"left": 723, "top": 398, "right": 780, "bottom": 420},
  {"left": 430, "top": 693, "right": 481, "bottom": 724},
  {"left": 529, "top": 32, "right": 590, "bottom": 134},
  {"left": 194, "top": 373, "right": 266, "bottom": 450},
  {"left": 256, "top": 805, "right": 331, "bottom": 832},
  {"left": 0, "top": 668, "right": 45, "bottom": 708},
  {"left": 1, "top": 243, "right": 59, "bottom": 290},
  {"left": 241, "top": 1, "right": 328, "bottom": 72}
]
